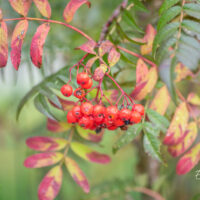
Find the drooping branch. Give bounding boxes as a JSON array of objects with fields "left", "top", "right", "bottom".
[{"left": 99, "top": 0, "right": 128, "bottom": 43}]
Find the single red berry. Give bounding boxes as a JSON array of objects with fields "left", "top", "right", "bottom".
[
  {"left": 93, "top": 105, "right": 105, "bottom": 116},
  {"left": 132, "top": 104, "right": 144, "bottom": 116},
  {"left": 72, "top": 105, "right": 82, "bottom": 119},
  {"left": 67, "top": 110, "right": 77, "bottom": 124},
  {"left": 77, "top": 72, "right": 90, "bottom": 85},
  {"left": 130, "top": 111, "right": 141, "bottom": 123},
  {"left": 78, "top": 116, "right": 91, "bottom": 129},
  {"left": 61, "top": 84, "right": 73, "bottom": 97},
  {"left": 94, "top": 115, "right": 104, "bottom": 124},
  {"left": 81, "top": 78, "right": 93, "bottom": 89},
  {"left": 114, "top": 119, "right": 125, "bottom": 127},
  {"left": 119, "top": 108, "right": 132, "bottom": 121},
  {"left": 81, "top": 102, "right": 94, "bottom": 116},
  {"left": 106, "top": 106, "right": 119, "bottom": 121},
  {"left": 107, "top": 125, "right": 118, "bottom": 130},
  {"left": 74, "top": 88, "right": 85, "bottom": 99}
]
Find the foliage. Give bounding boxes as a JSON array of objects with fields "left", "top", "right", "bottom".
[{"left": 0, "top": 0, "right": 200, "bottom": 199}]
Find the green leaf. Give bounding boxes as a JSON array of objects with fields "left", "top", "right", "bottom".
[
  {"left": 183, "top": 3, "right": 200, "bottom": 19},
  {"left": 182, "top": 19, "right": 200, "bottom": 35},
  {"left": 153, "top": 22, "right": 179, "bottom": 56},
  {"left": 39, "top": 86, "right": 62, "bottom": 109},
  {"left": 143, "top": 123, "right": 163, "bottom": 162},
  {"left": 34, "top": 94, "right": 58, "bottom": 121},
  {"left": 112, "top": 123, "right": 142, "bottom": 154},
  {"left": 143, "top": 122, "right": 160, "bottom": 137},
  {"left": 159, "top": 0, "right": 180, "bottom": 15},
  {"left": 146, "top": 109, "right": 169, "bottom": 132},
  {"left": 157, "top": 6, "right": 181, "bottom": 31},
  {"left": 129, "top": 0, "right": 149, "bottom": 12}
]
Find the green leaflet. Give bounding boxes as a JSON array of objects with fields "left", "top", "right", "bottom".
[
  {"left": 143, "top": 122, "right": 163, "bottom": 162},
  {"left": 34, "top": 94, "right": 58, "bottom": 121},
  {"left": 182, "top": 20, "right": 200, "bottom": 35},
  {"left": 183, "top": 3, "right": 200, "bottom": 19},
  {"left": 112, "top": 123, "right": 143, "bottom": 154},
  {"left": 146, "top": 109, "right": 169, "bottom": 133},
  {"left": 159, "top": 0, "right": 180, "bottom": 15},
  {"left": 157, "top": 6, "right": 181, "bottom": 31},
  {"left": 129, "top": 0, "right": 148, "bottom": 12}
]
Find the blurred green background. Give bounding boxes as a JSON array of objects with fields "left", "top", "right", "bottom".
[{"left": 0, "top": 0, "right": 200, "bottom": 199}]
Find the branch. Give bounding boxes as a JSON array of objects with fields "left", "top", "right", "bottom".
[{"left": 99, "top": 0, "right": 128, "bottom": 43}]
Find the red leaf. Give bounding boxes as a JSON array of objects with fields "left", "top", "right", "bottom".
[
  {"left": 108, "top": 47, "right": 120, "bottom": 67},
  {"left": 47, "top": 118, "right": 72, "bottom": 133},
  {"left": 26, "top": 136, "right": 68, "bottom": 152},
  {"left": 98, "top": 40, "right": 113, "bottom": 57},
  {"left": 11, "top": 20, "right": 29, "bottom": 70},
  {"left": 0, "top": 21, "right": 8, "bottom": 68},
  {"left": 76, "top": 40, "right": 96, "bottom": 54},
  {"left": 24, "top": 152, "right": 63, "bottom": 168},
  {"left": 136, "top": 58, "right": 149, "bottom": 83},
  {"left": 65, "top": 157, "right": 90, "bottom": 193},
  {"left": 38, "top": 165, "right": 62, "bottom": 200},
  {"left": 30, "top": 23, "right": 50, "bottom": 68},
  {"left": 0, "top": 8, "right": 3, "bottom": 20},
  {"left": 63, "top": 0, "right": 91, "bottom": 23},
  {"left": 33, "top": 0, "right": 51, "bottom": 18},
  {"left": 9, "top": 0, "right": 32, "bottom": 16},
  {"left": 176, "top": 143, "right": 200, "bottom": 175}
]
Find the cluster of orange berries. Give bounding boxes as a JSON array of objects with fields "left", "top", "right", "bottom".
[
  {"left": 66, "top": 103, "right": 144, "bottom": 132},
  {"left": 60, "top": 72, "right": 144, "bottom": 132},
  {"left": 61, "top": 72, "right": 92, "bottom": 99}
]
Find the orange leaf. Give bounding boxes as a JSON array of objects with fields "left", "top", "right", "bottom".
[
  {"left": 63, "top": 0, "right": 91, "bottom": 23},
  {"left": 131, "top": 59, "right": 158, "bottom": 100},
  {"left": 141, "top": 24, "right": 156, "bottom": 55},
  {"left": 108, "top": 47, "right": 120, "bottom": 67},
  {"left": 26, "top": 136, "right": 68, "bottom": 152},
  {"left": 163, "top": 102, "right": 189, "bottom": 145},
  {"left": 76, "top": 40, "right": 96, "bottom": 54},
  {"left": 30, "top": 23, "right": 50, "bottom": 68},
  {"left": 0, "top": 21, "right": 8, "bottom": 68},
  {"left": 176, "top": 143, "right": 200, "bottom": 175},
  {"left": 24, "top": 152, "right": 63, "bottom": 168},
  {"left": 38, "top": 165, "right": 62, "bottom": 200},
  {"left": 65, "top": 157, "right": 90, "bottom": 193},
  {"left": 175, "top": 63, "right": 193, "bottom": 82},
  {"left": 168, "top": 122, "right": 197, "bottom": 157},
  {"left": 187, "top": 93, "right": 200, "bottom": 106},
  {"left": 9, "top": 0, "right": 32, "bottom": 16},
  {"left": 47, "top": 118, "right": 72, "bottom": 133},
  {"left": 136, "top": 59, "right": 149, "bottom": 84},
  {"left": 11, "top": 20, "right": 29, "bottom": 70},
  {"left": 149, "top": 85, "right": 171, "bottom": 115},
  {"left": 33, "top": 0, "right": 51, "bottom": 18}
]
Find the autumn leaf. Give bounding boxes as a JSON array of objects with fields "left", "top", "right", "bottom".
[
  {"left": 98, "top": 40, "right": 114, "bottom": 57},
  {"left": 63, "top": 0, "right": 91, "bottom": 23},
  {"left": 0, "top": 21, "right": 8, "bottom": 68},
  {"left": 136, "top": 58, "right": 149, "bottom": 83},
  {"left": 86, "top": 56, "right": 98, "bottom": 69},
  {"left": 187, "top": 93, "right": 200, "bottom": 106},
  {"left": 30, "top": 23, "right": 50, "bottom": 68},
  {"left": 26, "top": 136, "right": 68, "bottom": 152},
  {"left": 175, "top": 63, "right": 193, "bottom": 82},
  {"left": 76, "top": 126, "right": 103, "bottom": 143},
  {"left": 108, "top": 47, "right": 121, "bottom": 67},
  {"left": 65, "top": 157, "right": 90, "bottom": 193},
  {"left": 33, "top": 0, "right": 51, "bottom": 18},
  {"left": 163, "top": 102, "right": 189, "bottom": 146},
  {"left": 168, "top": 122, "right": 197, "bottom": 157},
  {"left": 0, "top": 8, "right": 3, "bottom": 20},
  {"left": 47, "top": 118, "right": 72, "bottom": 133},
  {"left": 130, "top": 59, "right": 158, "bottom": 100},
  {"left": 149, "top": 85, "right": 171, "bottom": 115},
  {"left": 11, "top": 20, "right": 29, "bottom": 70},
  {"left": 24, "top": 152, "right": 63, "bottom": 168},
  {"left": 38, "top": 165, "right": 62, "bottom": 200},
  {"left": 70, "top": 142, "right": 111, "bottom": 164},
  {"left": 76, "top": 40, "right": 96, "bottom": 54},
  {"left": 176, "top": 143, "right": 200, "bottom": 175},
  {"left": 141, "top": 24, "right": 156, "bottom": 55},
  {"left": 9, "top": 0, "right": 32, "bottom": 16}
]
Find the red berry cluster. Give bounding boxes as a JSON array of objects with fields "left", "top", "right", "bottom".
[
  {"left": 60, "top": 72, "right": 93, "bottom": 99},
  {"left": 66, "top": 103, "right": 144, "bottom": 133}
]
